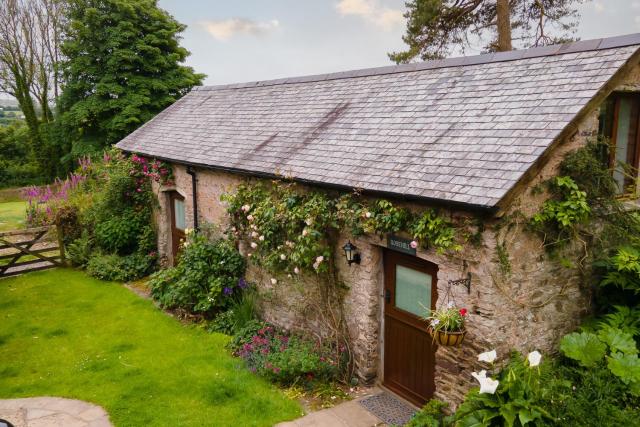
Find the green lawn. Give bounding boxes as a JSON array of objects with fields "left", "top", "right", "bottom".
[
  {"left": 0, "top": 269, "right": 302, "bottom": 426},
  {"left": 0, "top": 200, "right": 26, "bottom": 231}
]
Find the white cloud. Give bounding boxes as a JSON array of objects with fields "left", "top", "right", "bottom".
[
  {"left": 336, "top": 0, "right": 404, "bottom": 31},
  {"left": 200, "top": 18, "right": 280, "bottom": 41}
]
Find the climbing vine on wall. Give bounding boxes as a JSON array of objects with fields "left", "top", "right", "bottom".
[{"left": 222, "top": 180, "right": 463, "bottom": 277}]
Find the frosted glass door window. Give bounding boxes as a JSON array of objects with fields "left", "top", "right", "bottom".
[
  {"left": 395, "top": 265, "right": 432, "bottom": 317},
  {"left": 174, "top": 199, "right": 186, "bottom": 230},
  {"left": 613, "top": 97, "right": 635, "bottom": 192}
]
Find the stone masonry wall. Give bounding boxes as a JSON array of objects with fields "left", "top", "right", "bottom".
[{"left": 147, "top": 62, "right": 640, "bottom": 407}]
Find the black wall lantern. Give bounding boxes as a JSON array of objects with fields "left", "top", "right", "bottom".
[{"left": 342, "top": 241, "right": 361, "bottom": 265}]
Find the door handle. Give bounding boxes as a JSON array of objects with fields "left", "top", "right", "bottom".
[{"left": 385, "top": 289, "right": 391, "bottom": 304}]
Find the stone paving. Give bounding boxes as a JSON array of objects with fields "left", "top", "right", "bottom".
[
  {"left": 0, "top": 397, "right": 112, "bottom": 427},
  {"left": 276, "top": 389, "right": 388, "bottom": 427}
]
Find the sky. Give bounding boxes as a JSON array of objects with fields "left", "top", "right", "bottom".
[
  {"left": 155, "top": 0, "right": 640, "bottom": 86},
  {"left": 0, "top": 0, "right": 639, "bottom": 100}
]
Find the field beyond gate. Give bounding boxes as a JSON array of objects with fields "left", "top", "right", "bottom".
[{"left": 0, "top": 225, "right": 65, "bottom": 278}]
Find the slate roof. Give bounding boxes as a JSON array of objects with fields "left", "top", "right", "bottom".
[{"left": 116, "top": 34, "right": 640, "bottom": 210}]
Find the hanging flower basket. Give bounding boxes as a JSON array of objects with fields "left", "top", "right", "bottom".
[{"left": 428, "top": 327, "right": 467, "bottom": 347}]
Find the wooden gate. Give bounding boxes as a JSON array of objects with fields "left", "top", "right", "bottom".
[{"left": 0, "top": 225, "right": 65, "bottom": 278}]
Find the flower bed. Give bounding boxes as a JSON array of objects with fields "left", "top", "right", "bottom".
[{"left": 229, "top": 321, "right": 345, "bottom": 386}]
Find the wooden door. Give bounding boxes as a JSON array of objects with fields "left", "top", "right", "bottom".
[
  {"left": 383, "top": 250, "right": 437, "bottom": 406},
  {"left": 169, "top": 192, "right": 186, "bottom": 264}
]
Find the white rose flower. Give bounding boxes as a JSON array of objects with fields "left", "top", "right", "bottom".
[
  {"left": 365, "top": 211, "right": 372, "bottom": 218},
  {"left": 280, "top": 254, "right": 286, "bottom": 260},
  {"left": 305, "top": 218, "right": 313, "bottom": 226},
  {"left": 247, "top": 214, "right": 254, "bottom": 221},
  {"left": 294, "top": 267, "right": 300, "bottom": 274},
  {"left": 302, "top": 229, "right": 308, "bottom": 237},
  {"left": 270, "top": 278, "right": 278, "bottom": 285},
  {"left": 527, "top": 350, "right": 542, "bottom": 367},
  {"left": 478, "top": 350, "right": 497, "bottom": 364},
  {"left": 471, "top": 370, "right": 499, "bottom": 394},
  {"left": 251, "top": 231, "right": 259, "bottom": 238},
  {"left": 241, "top": 204, "right": 251, "bottom": 212},
  {"left": 250, "top": 242, "right": 258, "bottom": 249},
  {"left": 316, "top": 255, "right": 324, "bottom": 263},
  {"left": 259, "top": 235, "right": 265, "bottom": 241}
]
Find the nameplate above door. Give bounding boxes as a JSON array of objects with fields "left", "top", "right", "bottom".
[{"left": 387, "top": 235, "right": 416, "bottom": 256}]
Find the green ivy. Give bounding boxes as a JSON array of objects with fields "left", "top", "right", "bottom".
[
  {"left": 532, "top": 176, "right": 590, "bottom": 231},
  {"left": 411, "top": 210, "right": 461, "bottom": 254}
]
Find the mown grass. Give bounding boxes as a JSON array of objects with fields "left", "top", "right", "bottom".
[
  {"left": 0, "top": 200, "right": 26, "bottom": 231},
  {"left": 0, "top": 269, "right": 302, "bottom": 426}
]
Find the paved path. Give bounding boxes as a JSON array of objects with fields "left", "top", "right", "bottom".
[
  {"left": 0, "top": 397, "right": 112, "bottom": 427},
  {"left": 276, "top": 396, "right": 386, "bottom": 427}
]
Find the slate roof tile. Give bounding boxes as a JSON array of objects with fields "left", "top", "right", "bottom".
[{"left": 116, "top": 35, "right": 640, "bottom": 209}]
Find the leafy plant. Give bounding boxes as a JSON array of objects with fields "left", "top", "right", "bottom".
[
  {"left": 149, "top": 231, "right": 246, "bottom": 315},
  {"left": 532, "top": 176, "right": 590, "bottom": 231},
  {"left": 546, "top": 362, "right": 640, "bottom": 426},
  {"left": 208, "top": 287, "right": 258, "bottom": 334},
  {"left": 86, "top": 252, "right": 155, "bottom": 282},
  {"left": 560, "top": 326, "right": 640, "bottom": 395},
  {"left": 598, "top": 246, "right": 640, "bottom": 295},
  {"left": 232, "top": 323, "right": 343, "bottom": 386},
  {"left": 406, "top": 399, "right": 450, "bottom": 427},
  {"left": 67, "top": 231, "right": 93, "bottom": 267},
  {"left": 455, "top": 352, "right": 552, "bottom": 427},
  {"left": 411, "top": 210, "right": 461, "bottom": 253},
  {"left": 424, "top": 304, "right": 467, "bottom": 333}
]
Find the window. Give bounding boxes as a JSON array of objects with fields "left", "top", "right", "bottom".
[
  {"left": 173, "top": 198, "right": 186, "bottom": 230},
  {"left": 598, "top": 93, "right": 640, "bottom": 194},
  {"left": 394, "top": 265, "right": 432, "bottom": 317}
]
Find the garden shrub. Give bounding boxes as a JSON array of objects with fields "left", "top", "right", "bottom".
[
  {"left": 405, "top": 399, "right": 449, "bottom": 427},
  {"left": 546, "top": 363, "right": 639, "bottom": 426},
  {"left": 148, "top": 231, "right": 246, "bottom": 315},
  {"left": 454, "top": 352, "right": 552, "bottom": 427},
  {"left": 231, "top": 323, "right": 343, "bottom": 386},
  {"left": 86, "top": 252, "right": 156, "bottom": 282},
  {"left": 208, "top": 287, "right": 258, "bottom": 334},
  {"left": 67, "top": 231, "right": 93, "bottom": 267}
]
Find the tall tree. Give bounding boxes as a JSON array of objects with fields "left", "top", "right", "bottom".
[
  {"left": 58, "top": 0, "right": 205, "bottom": 154},
  {"left": 0, "top": 0, "right": 64, "bottom": 163},
  {"left": 389, "top": 0, "right": 587, "bottom": 63}
]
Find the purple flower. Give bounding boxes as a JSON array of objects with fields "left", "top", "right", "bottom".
[
  {"left": 238, "top": 278, "right": 248, "bottom": 289},
  {"left": 223, "top": 287, "right": 233, "bottom": 296}
]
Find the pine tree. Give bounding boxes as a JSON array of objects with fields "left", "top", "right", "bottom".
[
  {"left": 390, "top": 0, "right": 585, "bottom": 63},
  {"left": 58, "top": 0, "right": 205, "bottom": 153}
]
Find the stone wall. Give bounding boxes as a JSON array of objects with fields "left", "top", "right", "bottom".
[{"left": 148, "top": 63, "right": 640, "bottom": 408}]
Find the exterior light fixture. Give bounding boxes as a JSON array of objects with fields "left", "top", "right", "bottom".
[{"left": 342, "top": 241, "right": 361, "bottom": 265}]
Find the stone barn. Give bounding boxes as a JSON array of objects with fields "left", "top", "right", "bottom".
[{"left": 116, "top": 34, "right": 640, "bottom": 407}]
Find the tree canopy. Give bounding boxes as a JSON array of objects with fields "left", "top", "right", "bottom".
[
  {"left": 390, "top": 0, "right": 587, "bottom": 63},
  {"left": 57, "top": 0, "right": 205, "bottom": 154}
]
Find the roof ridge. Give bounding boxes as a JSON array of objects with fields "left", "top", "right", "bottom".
[{"left": 194, "top": 33, "right": 640, "bottom": 92}]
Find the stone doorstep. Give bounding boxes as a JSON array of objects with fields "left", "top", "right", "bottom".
[{"left": 0, "top": 397, "right": 112, "bottom": 427}]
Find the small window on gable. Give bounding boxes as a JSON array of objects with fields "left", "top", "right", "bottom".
[{"left": 598, "top": 93, "right": 640, "bottom": 195}]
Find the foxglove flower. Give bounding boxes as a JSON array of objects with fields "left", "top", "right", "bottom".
[{"left": 410, "top": 240, "right": 418, "bottom": 249}]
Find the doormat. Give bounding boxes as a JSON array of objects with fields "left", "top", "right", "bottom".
[{"left": 358, "top": 392, "right": 417, "bottom": 426}]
